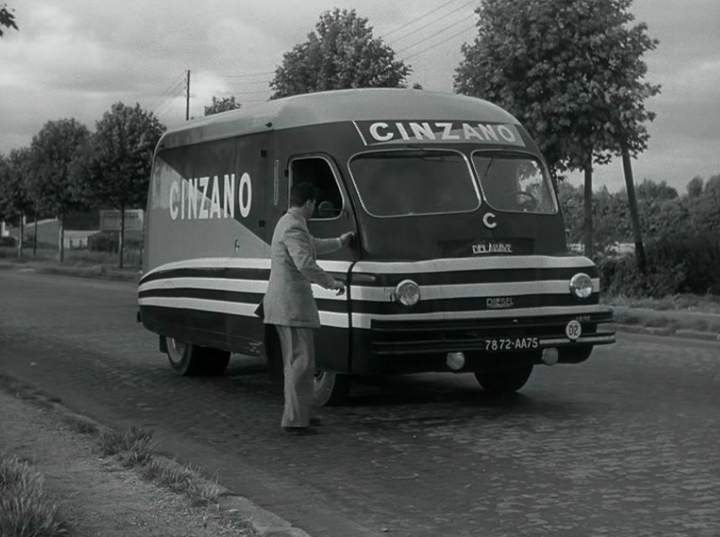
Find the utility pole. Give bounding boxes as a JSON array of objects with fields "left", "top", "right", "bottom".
[
  {"left": 185, "top": 70, "right": 191, "bottom": 121},
  {"left": 620, "top": 138, "right": 647, "bottom": 274}
]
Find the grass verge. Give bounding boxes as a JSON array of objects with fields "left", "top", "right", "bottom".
[
  {"left": 0, "top": 374, "right": 226, "bottom": 511},
  {"left": 0, "top": 455, "right": 70, "bottom": 537},
  {"left": 604, "top": 292, "right": 720, "bottom": 314},
  {"left": 99, "top": 427, "right": 223, "bottom": 507}
]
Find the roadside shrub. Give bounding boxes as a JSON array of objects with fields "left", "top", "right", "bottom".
[
  {"left": 0, "top": 455, "right": 69, "bottom": 536},
  {"left": 87, "top": 231, "right": 117, "bottom": 252},
  {"left": 88, "top": 231, "right": 142, "bottom": 253},
  {"left": 99, "top": 426, "right": 154, "bottom": 466},
  {"left": 600, "top": 232, "right": 720, "bottom": 297}
]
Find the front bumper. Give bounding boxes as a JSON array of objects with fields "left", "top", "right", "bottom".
[{"left": 369, "top": 311, "right": 615, "bottom": 357}]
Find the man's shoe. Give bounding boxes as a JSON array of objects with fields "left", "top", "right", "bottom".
[{"left": 282, "top": 426, "right": 318, "bottom": 435}]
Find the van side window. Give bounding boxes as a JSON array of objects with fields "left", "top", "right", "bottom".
[{"left": 290, "top": 157, "right": 343, "bottom": 219}]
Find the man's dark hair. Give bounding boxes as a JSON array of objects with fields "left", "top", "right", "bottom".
[{"left": 290, "top": 182, "right": 318, "bottom": 207}]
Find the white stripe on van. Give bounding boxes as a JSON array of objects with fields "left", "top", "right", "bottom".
[
  {"left": 139, "top": 277, "right": 348, "bottom": 301},
  {"left": 139, "top": 277, "right": 268, "bottom": 294},
  {"left": 352, "top": 255, "right": 595, "bottom": 274},
  {"left": 138, "top": 296, "right": 349, "bottom": 328},
  {"left": 141, "top": 257, "right": 352, "bottom": 280}
]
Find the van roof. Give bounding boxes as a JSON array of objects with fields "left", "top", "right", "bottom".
[{"left": 158, "top": 88, "right": 520, "bottom": 149}]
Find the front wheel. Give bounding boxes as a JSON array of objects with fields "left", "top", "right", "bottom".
[
  {"left": 166, "top": 337, "right": 230, "bottom": 376},
  {"left": 314, "top": 370, "right": 350, "bottom": 406},
  {"left": 474, "top": 363, "right": 533, "bottom": 395}
]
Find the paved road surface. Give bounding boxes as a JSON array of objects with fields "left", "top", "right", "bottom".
[{"left": 0, "top": 269, "right": 718, "bottom": 537}]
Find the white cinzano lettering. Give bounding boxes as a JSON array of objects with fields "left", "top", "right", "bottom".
[
  {"left": 369, "top": 122, "right": 393, "bottom": 142},
  {"left": 187, "top": 178, "right": 199, "bottom": 219},
  {"left": 497, "top": 125, "right": 517, "bottom": 143},
  {"left": 198, "top": 177, "right": 210, "bottom": 219},
  {"left": 239, "top": 172, "right": 252, "bottom": 218},
  {"left": 223, "top": 174, "right": 235, "bottom": 218},
  {"left": 409, "top": 122, "right": 436, "bottom": 140},
  {"left": 209, "top": 176, "right": 222, "bottom": 218},
  {"left": 169, "top": 181, "right": 179, "bottom": 220},
  {"left": 478, "top": 124, "right": 499, "bottom": 141},
  {"left": 437, "top": 122, "right": 460, "bottom": 141}
]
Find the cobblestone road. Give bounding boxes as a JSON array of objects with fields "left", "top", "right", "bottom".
[{"left": 0, "top": 270, "right": 719, "bottom": 537}]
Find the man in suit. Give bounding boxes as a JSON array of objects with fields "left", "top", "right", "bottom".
[{"left": 263, "top": 182, "right": 354, "bottom": 434}]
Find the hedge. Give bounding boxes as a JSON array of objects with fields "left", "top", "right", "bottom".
[{"left": 599, "top": 232, "right": 720, "bottom": 297}]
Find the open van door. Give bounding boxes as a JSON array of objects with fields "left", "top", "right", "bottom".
[{"left": 289, "top": 154, "right": 358, "bottom": 404}]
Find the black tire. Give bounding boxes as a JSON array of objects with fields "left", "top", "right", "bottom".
[
  {"left": 314, "top": 370, "right": 351, "bottom": 406},
  {"left": 474, "top": 363, "right": 533, "bottom": 395},
  {"left": 165, "top": 337, "right": 230, "bottom": 376}
]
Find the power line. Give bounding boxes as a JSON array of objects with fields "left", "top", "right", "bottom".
[
  {"left": 380, "top": 0, "right": 463, "bottom": 39},
  {"left": 154, "top": 80, "right": 187, "bottom": 118},
  {"left": 149, "top": 72, "right": 186, "bottom": 112},
  {"left": 386, "top": 0, "right": 477, "bottom": 44},
  {"left": 225, "top": 88, "right": 272, "bottom": 96},
  {"left": 403, "top": 23, "right": 477, "bottom": 61},
  {"left": 218, "top": 70, "right": 275, "bottom": 78},
  {"left": 396, "top": 16, "right": 474, "bottom": 55}
]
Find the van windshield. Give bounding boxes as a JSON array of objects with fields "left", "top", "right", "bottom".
[
  {"left": 472, "top": 153, "right": 557, "bottom": 214},
  {"left": 349, "top": 150, "right": 479, "bottom": 217}
]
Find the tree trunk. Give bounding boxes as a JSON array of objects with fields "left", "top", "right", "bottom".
[
  {"left": 17, "top": 214, "right": 24, "bottom": 259},
  {"left": 620, "top": 140, "right": 647, "bottom": 274},
  {"left": 583, "top": 159, "right": 593, "bottom": 258},
  {"left": 58, "top": 216, "right": 64, "bottom": 263},
  {"left": 119, "top": 204, "right": 126, "bottom": 269},
  {"left": 33, "top": 214, "right": 38, "bottom": 256}
]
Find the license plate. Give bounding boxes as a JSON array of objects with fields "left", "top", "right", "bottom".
[{"left": 484, "top": 337, "right": 539, "bottom": 352}]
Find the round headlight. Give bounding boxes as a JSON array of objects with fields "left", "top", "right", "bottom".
[
  {"left": 393, "top": 279, "right": 420, "bottom": 306},
  {"left": 569, "top": 272, "right": 593, "bottom": 299}
]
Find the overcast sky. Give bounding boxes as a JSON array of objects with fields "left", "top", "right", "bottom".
[{"left": 1, "top": 0, "right": 718, "bottom": 193}]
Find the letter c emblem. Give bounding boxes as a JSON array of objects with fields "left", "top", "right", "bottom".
[{"left": 482, "top": 212, "right": 497, "bottom": 229}]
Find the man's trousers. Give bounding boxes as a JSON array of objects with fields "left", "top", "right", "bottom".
[{"left": 275, "top": 325, "right": 315, "bottom": 428}]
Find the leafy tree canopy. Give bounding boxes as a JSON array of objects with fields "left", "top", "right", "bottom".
[
  {"left": 72, "top": 102, "right": 165, "bottom": 210},
  {"left": 204, "top": 96, "right": 241, "bottom": 116},
  {"left": 0, "top": 148, "right": 33, "bottom": 221},
  {"left": 454, "top": 0, "right": 660, "bottom": 176},
  {"left": 0, "top": 3, "right": 17, "bottom": 38},
  {"left": 270, "top": 8, "right": 411, "bottom": 98},
  {"left": 28, "top": 118, "right": 89, "bottom": 217}
]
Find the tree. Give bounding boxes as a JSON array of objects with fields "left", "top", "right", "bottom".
[
  {"left": 204, "top": 96, "right": 241, "bottom": 116},
  {"left": 72, "top": 102, "right": 165, "bottom": 268},
  {"left": 686, "top": 176, "right": 704, "bottom": 198},
  {"left": 0, "top": 148, "right": 33, "bottom": 257},
  {"left": 0, "top": 3, "right": 17, "bottom": 37},
  {"left": 454, "top": 0, "right": 659, "bottom": 262},
  {"left": 270, "top": 8, "right": 411, "bottom": 98},
  {"left": 28, "top": 119, "right": 89, "bottom": 262},
  {"left": 688, "top": 174, "right": 720, "bottom": 235}
]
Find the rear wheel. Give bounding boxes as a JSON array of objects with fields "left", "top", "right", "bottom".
[
  {"left": 474, "top": 363, "right": 533, "bottom": 395},
  {"left": 165, "top": 337, "right": 230, "bottom": 376},
  {"left": 314, "top": 370, "right": 351, "bottom": 406}
]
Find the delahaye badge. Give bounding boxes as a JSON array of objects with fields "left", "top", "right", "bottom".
[{"left": 472, "top": 241, "right": 513, "bottom": 255}]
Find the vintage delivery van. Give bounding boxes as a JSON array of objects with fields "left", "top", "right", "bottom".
[{"left": 138, "top": 88, "right": 614, "bottom": 405}]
